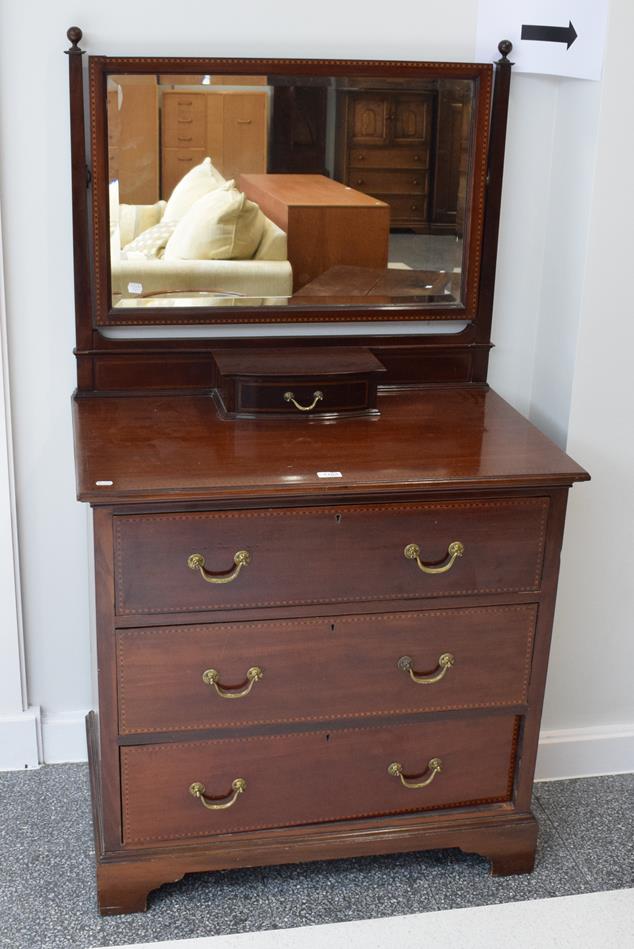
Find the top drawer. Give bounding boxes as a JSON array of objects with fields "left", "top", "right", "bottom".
[{"left": 113, "top": 498, "right": 549, "bottom": 616}]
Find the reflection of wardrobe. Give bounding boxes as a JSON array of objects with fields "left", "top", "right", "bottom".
[
  {"left": 334, "top": 82, "right": 472, "bottom": 234},
  {"left": 161, "top": 90, "right": 268, "bottom": 198},
  {"left": 107, "top": 76, "right": 159, "bottom": 205}
]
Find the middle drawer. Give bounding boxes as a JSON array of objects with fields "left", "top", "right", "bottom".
[{"left": 117, "top": 604, "right": 536, "bottom": 734}]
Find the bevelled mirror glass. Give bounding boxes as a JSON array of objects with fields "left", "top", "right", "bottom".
[{"left": 91, "top": 59, "right": 492, "bottom": 324}]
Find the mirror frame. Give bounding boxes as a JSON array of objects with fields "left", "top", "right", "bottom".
[{"left": 88, "top": 55, "right": 494, "bottom": 326}]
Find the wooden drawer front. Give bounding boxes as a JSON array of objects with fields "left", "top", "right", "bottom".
[
  {"left": 121, "top": 715, "right": 518, "bottom": 843},
  {"left": 162, "top": 94, "right": 206, "bottom": 147},
  {"left": 349, "top": 147, "right": 430, "bottom": 170},
  {"left": 114, "top": 499, "right": 549, "bottom": 616},
  {"left": 236, "top": 378, "right": 369, "bottom": 415},
  {"left": 162, "top": 148, "right": 207, "bottom": 200},
  {"left": 386, "top": 194, "right": 429, "bottom": 221},
  {"left": 117, "top": 605, "right": 536, "bottom": 734},
  {"left": 349, "top": 170, "right": 428, "bottom": 195}
]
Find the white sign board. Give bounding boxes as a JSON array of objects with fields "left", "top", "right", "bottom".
[{"left": 476, "top": 0, "right": 608, "bottom": 80}]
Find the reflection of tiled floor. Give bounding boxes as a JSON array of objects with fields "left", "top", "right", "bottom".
[
  {"left": 0, "top": 768, "right": 632, "bottom": 949},
  {"left": 388, "top": 233, "right": 462, "bottom": 271}
]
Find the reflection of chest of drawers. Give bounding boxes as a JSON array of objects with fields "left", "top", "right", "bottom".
[
  {"left": 74, "top": 388, "right": 588, "bottom": 915},
  {"left": 334, "top": 83, "right": 473, "bottom": 234},
  {"left": 160, "top": 89, "right": 268, "bottom": 198},
  {"left": 107, "top": 77, "right": 159, "bottom": 205}
]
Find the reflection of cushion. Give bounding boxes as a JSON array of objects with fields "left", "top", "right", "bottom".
[
  {"left": 119, "top": 200, "right": 166, "bottom": 248},
  {"left": 163, "top": 157, "right": 225, "bottom": 222},
  {"left": 164, "top": 187, "right": 265, "bottom": 261},
  {"left": 122, "top": 221, "right": 177, "bottom": 259}
]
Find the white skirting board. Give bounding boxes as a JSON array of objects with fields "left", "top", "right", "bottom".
[
  {"left": 534, "top": 724, "right": 634, "bottom": 781},
  {"left": 2, "top": 714, "right": 634, "bottom": 777},
  {"left": 39, "top": 711, "right": 89, "bottom": 764},
  {"left": 0, "top": 707, "right": 41, "bottom": 770}
]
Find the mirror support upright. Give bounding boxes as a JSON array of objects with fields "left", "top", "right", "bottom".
[
  {"left": 66, "top": 27, "right": 94, "bottom": 371},
  {"left": 473, "top": 40, "right": 514, "bottom": 383}
]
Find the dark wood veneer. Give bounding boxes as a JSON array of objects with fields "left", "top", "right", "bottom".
[
  {"left": 73, "top": 388, "right": 588, "bottom": 505},
  {"left": 116, "top": 606, "right": 537, "bottom": 735},
  {"left": 69, "top": 32, "right": 588, "bottom": 916},
  {"left": 67, "top": 33, "right": 513, "bottom": 392}
]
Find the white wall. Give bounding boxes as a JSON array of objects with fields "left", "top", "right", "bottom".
[
  {"left": 0, "top": 1, "right": 630, "bottom": 774},
  {"left": 538, "top": 0, "right": 634, "bottom": 750}
]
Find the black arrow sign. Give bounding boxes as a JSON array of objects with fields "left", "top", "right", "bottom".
[{"left": 521, "top": 20, "right": 578, "bottom": 50}]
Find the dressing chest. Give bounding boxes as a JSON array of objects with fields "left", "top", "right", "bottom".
[{"left": 66, "top": 29, "right": 589, "bottom": 914}]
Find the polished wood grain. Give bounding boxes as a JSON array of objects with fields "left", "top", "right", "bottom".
[
  {"left": 212, "top": 347, "right": 385, "bottom": 376},
  {"left": 212, "top": 346, "right": 385, "bottom": 419},
  {"left": 116, "top": 605, "right": 536, "bottom": 734},
  {"left": 90, "top": 713, "right": 535, "bottom": 914},
  {"left": 238, "top": 174, "right": 390, "bottom": 291},
  {"left": 112, "top": 498, "right": 549, "bottom": 616},
  {"left": 293, "top": 265, "right": 456, "bottom": 300},
  {"left": 81, "top": 333, "right": 488, "bottom": 392},
  {"left": 70, "top": 38, "right": 580, "bottom": 920},
  {"left": 73, "top": 388, "right": 588, "bottom": 504},
  {"left": 121, "top": 715, "right": 518, "bottom": 844}
]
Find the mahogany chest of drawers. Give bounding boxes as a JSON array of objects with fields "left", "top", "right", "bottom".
[{"left": 73, "top": 388, "right": 588, "bottom": 914}]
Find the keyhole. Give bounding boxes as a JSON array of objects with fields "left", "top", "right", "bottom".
[
  {"left": 330, "top": 623, "right": 336, "bottom": 632},
  {"left": 335, "top": 513, "right": 342, "bottom": 524},
  {"left": 325, "top": 733, "right": 331, "bottom": 742}
]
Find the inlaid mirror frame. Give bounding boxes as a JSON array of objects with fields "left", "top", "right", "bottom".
[{"left": 85, "top": 53, "right": 501, "bottom": 327}]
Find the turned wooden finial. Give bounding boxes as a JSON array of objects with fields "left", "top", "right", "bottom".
[
  {"left": 496, "top": 40, "right": 513, "bottom": 64},
  {"left": 66, "top": 27, "right": 83, "bottom": 53}
]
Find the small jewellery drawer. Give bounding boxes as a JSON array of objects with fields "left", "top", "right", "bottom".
[
  {"left": 211, "top": 347, "right": 385, "bottom": 420},
  {"left": 231, "top": 378, "right": 372, "bottom": 417},
  {"left": 116, "top": 605, "right": 537, "bottom": 734},
  {"left": 113, "top": 499, "right": 549, "bottom": 616},
  {"left": 120, "top": 715, "right": 519, "bottom": 843}
]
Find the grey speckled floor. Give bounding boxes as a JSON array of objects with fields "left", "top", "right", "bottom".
[{"left": 0, "top": 766, "right": 632, "bottom": 949}]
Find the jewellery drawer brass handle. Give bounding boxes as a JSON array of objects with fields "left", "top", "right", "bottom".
[
  {"left": 388, "top": 757, "right": 442, "bottom": 789},
  {"left": 404, "top": 541, "right": 464, "bottom": 574},
  {"left": 398, "top": 653, "right": 455, "bottom": 684},
  {"left": 187, "top": 550, "right": 250, "bottom": 584},
  {"left": 202, "top": 666, "right": 263, "bottom": 698},
  {"left": 283, "top": 390, "right": 324, "bottom": 412},
  {"left": 189, "top": 778, "right": 246, "bottom": 810}
]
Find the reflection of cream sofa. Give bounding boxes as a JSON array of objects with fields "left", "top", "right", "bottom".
[{"left": 110, "top": 193, "right": 293, "bottom": 301}]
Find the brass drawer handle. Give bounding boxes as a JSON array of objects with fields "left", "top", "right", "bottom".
[
  {"left": 202, "top": 666, "right": 263, "bottom": 698},
  {"left": 398, "top": 653, "right": 455, "bottom": 684},
  {"left": 189, "top": 778, "right": 246, "bottom": 810},
  {"left": 236, "top": 119, "right": 253, "bottom": 125},
  {"left": 187, "top": 550, "right": 250, "bottom": 584},
  {"left": 404, "top": 541, "right": 464, "bottom": 574},
  {"left": 388, "top": 757, "right": 442, "bottom": 789},
  {"left": 283, "top": 390, "right": 324, "bottom": 412}
]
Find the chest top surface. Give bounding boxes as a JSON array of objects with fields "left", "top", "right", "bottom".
[{"left": 73, "top": 388, "right": 588, "bottom": 505}]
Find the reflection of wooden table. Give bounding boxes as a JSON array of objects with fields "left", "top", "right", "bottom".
[
  {"left": 294, "top": 264, "right": 458, "bottom": 303},
  {"left": 238, "top": 174, "right": 390, "bottom": 291}
]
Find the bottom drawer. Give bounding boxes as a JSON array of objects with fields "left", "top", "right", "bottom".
[{"left": 121, "top": 715, "right": 519, "bottom": 844}]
